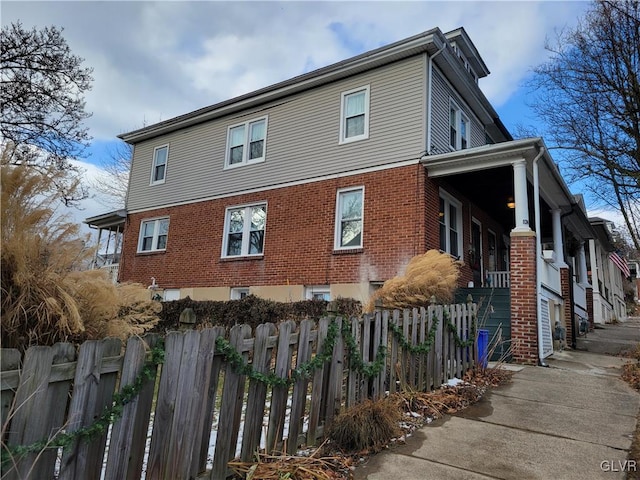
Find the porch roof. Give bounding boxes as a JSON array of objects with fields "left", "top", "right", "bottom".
[
  {"left": 84, "top": 209, "right": 127, "bottom": 231},
  {"left": 421, "top": 138, "right": 596, "bottom": 240}
]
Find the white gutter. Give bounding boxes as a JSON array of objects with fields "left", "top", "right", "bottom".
[
  {"left": 426, "top": 44, "right": 447, "bottom": 154},
  {"left": 532, "top": 146, "right": 546, "bottom": 365}
]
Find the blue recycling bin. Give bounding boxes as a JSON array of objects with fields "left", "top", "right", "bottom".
[{"left": 477, "top": 329, "right": 489, "bottom": 368}]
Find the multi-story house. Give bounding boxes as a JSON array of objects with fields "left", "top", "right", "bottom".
[
  {"left": 588, "top": 217, "right": 630, "bottom": 323},
  {"left": 87, "top": 26, "right": 597, "bottom": 364}
]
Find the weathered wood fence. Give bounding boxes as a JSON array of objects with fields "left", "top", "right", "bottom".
[{"left": 1, "top": 303, "right": 477, "bottom": 480}]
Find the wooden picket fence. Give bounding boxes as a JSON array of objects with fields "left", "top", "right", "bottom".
[{"left": 1, "top": 303, "right": 477, "bottom": 480}]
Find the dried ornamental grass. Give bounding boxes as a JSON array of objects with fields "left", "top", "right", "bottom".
[
  {"left": 327, "top": 398, "right": 402, "bottom": 453},
  {"left": 365, "top": 250, "right": 461, "bottom": 312}
]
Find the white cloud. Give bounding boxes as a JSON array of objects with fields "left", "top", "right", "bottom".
[{"left": 2, "top": 1, "right": 590, "bottom": 142}]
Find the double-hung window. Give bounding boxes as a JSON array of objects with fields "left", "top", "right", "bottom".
[
  {"left": 439, "top": 191, "right": 462, "bottom": 258},
  {"left": 449, "top": 100, "right": 470, "bottom": 151},
  {"left": 335, "top": 187, "right": 364, "bottom": 249},
  {"left": 223, "top": 203, "right": 267, "bottom": 257},
  {"left": 225, "top": 117, "right": 267, "bottom": 168},
  {"left": 138, "top": 218, "right": 169, "bottom": 253},
  {"left": 151, "top": 145, "right": 169, "bottom": 184},
  {"left": 339, "top": 86, "right": 370, "bottom": 144}
]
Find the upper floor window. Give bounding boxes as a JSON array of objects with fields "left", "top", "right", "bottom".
[
  {"left": 223, "top": 203, "right": 267, "bottom": 257},
  {"left": 138, "top": 217, "right": 169, "bottom": 253},
  {"left": 225, "top": 117, "right": 267, "bottom": 168},
  {"left": 449, "top": 101, "right": 470, "bottom": 151},
  {"left": 335, "top": 187, "right": 364, "bottom": 249},
  {"left": 151, "top": 145, "right": 168, "bottom": 185},
  {"left": 339, "top": 86, "right": 370, "bottom": 144},
  {"left": 439, "top": 190, "right": 462, "bottom": 259}
]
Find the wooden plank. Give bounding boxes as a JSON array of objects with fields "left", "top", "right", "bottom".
[
  {"left": 5, "top": 346, "right": 55, "bottom": 480},
  {"left": 146, "top": 332, "right": 184, "bottom": 479},
  {"left": 32, "top": 343, "right": 76, "bottom": 479},
  {"left": 400, "top": 309, "right": 410, "bottom": 390},
  {"left": 59, "top": 338, "right": 122, "bottom": 480},
  {"left": 188, "top": 328, "right": 223, "bottom": 478},
  {"left": 104, "top": 335, "right": 158, "bottom": 480},
  {"left": 389, "top": 310, "right": 400, "bottom": 394},
  {"left": 195, "top": 327, "right": 226, "bottom": 474},
  {"left": 417, "top": 308, "right": 426, "bottom": 392},
  {"left": 434, "top": 305, "right": 443, "bottom": 387},
  {"left": 426, "top": 307, "right": 435, "bottom": 391},
  {"left": 266, "top": 320, "right": 295, "bottom": 453},
  {"left": 211, "top": 324, "right": 252, "bottom": 479},
  {"left": 323, "top": 317, "right": 343, "bottom": 430},
  {"left": 409, "top": 308, "right": 419, "bottom": 390},
  {"left": 455, "top": 304, "right": 462, "bottom": 377},
  {"left": 287, "top": 319, "right": 313, "bottom": 454},
  {"left": 0, "top": 349, "right": 21, "bottom": 429},
  {"left": 240, "top": 323, "right": 276, "bottom": 461},
  {"left": 306, "top": 317, "right": 329, "bottom": 446},
  {"left": 346, "top": 316, "right": 359, "bottom": 408},
  {"left": 167, "top": 330, "right": 202, "bottom": 479},
  {"left": 378, "top": 310, "right": 389, "bottom": 397},
  {"left": 361, "top": 314, "right": 371, "bottom": 401},
  {"left": 371, "top": 311, "right": 383, "bottom": 400}
]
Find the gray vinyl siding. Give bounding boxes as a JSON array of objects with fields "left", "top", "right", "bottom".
[
  {"left": 428, "top": 67, "right": 485, "bottom": 156},
  {"left": 127, "top": 55, "right": 426, "bottom": 212}
]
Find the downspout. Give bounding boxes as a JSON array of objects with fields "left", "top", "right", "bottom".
[
  {"left": 532, "top": 146, "right": 546, "bottom": 366},
  {"left": 426, "top": 44, "right": 447, "bottom": 154}
]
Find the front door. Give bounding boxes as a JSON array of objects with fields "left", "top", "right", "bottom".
[{"left": 471, "top": 218, "right": 483, "bottom": 286}]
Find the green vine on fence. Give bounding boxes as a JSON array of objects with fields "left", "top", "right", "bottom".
[
  {"left": 388, "top": 312, "right": 440, "bottom": 355},
  {"left": 1, "top": 341, "right": 165, "bottom": 469},
  {"left": 443, "top": 309, "right": 477, "bottom": 348},
  {"left": 340, "top": 319, "right": 387, "bottom": 379}
]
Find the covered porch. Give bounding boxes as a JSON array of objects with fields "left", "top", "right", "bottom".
[
  {"left": 84, "top": 209, "right": 126, "bottom": 284},
  {"left": 423, "top": 138, "right": 595, "bottom": 364}
]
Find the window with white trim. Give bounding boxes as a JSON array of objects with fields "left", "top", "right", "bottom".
[
  {"left": 449, "top": 100, "right": 469, "bottom": 151},
  {"left": 223, "top": 203, "right": 267, "bottom": 257},
  {"left": 339, "top": 86, "right": 370, "bottom": 144},
  {"left": 225, "top": 117, "right": 267, "bottom": 168},
  {"left": 138, "top": 218, "right": 169, "bottom": 252},
  {"left": 335, "top": 187, "right": 364, "bottom": 249},
  {"left": 231, "top": 287, "right": 250, "bottom": 299},
  {"left": 439, "top": 191, "right": 462, "bottom": 258},
  {"left": 305, "top": 286, "right": 330, "bottom": 301},
  {"left": 151, "top": 145, "right": 168, "bottom": 184}
]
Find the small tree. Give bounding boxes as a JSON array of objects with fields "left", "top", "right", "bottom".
[
  {"left": 526, "top": 1, "right": 640, "bottom": 249},
  {"left": 90, "top": 140, "right": 132, "bottom": 208},
  {"left": 1, "top": 22, "right": 93, "bottom": 205}
]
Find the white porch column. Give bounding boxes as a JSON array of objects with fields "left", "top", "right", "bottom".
[
  {"left": 551, "top": 208, "right": 566, "bottom": 266},
  {"left": 512, "top": 160, "right": 531, "bottom": 232},
  {"left": 578, "top": 241, "right": 589, "bottom": 285}
]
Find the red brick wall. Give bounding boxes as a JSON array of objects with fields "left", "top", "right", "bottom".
[
  {"left": 510, "top": 232, "right": 538, "bottom": 365},
  {"left": 120, "top": 165, "right": 428, "bottom": 289},
  {"left": 559, "top": 267, "right": 573, "bottom": 344}
]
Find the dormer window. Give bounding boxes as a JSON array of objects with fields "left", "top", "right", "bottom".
[{"left": 449, "top": 100, "right": 470, "bottom": 151}]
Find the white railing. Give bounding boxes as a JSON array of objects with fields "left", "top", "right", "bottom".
[
  {"left": 485, "top": 271, "right": 510, "bottom": 288},
  {"left": 100, "top": 264, "right": 119, "bottom": 284},
  {"left": 540, "top": 260, "right": 561, "bottom": 294},
  {"left": 573, "top": 281, "right": 587, "bottom": 311}
]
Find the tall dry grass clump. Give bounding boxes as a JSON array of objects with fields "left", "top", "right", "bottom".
[
  {"left": 366, "top": 250, "right": 460, "bottom": 312},
  {"left": 1, "top": 148, "right": 159, "bottom": 350}
]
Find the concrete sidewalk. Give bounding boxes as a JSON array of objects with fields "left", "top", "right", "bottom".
[{"left": 354, "top": 318, "right": 640, "bottom": 480}]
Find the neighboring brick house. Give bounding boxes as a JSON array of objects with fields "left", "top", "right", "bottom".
[{"left": 87, "top": 26, "right": 597, "bottom": 364}]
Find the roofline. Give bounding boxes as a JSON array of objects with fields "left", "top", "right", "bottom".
[{"left": 119, "top": 28, "right": 445, "bottom": 144}]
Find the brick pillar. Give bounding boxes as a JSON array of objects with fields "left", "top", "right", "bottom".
[
  {"left": 510, "top": 231, "right": 538, "bottom": 365},
  {"left": 586, "top": 286, "right": 594, "bottom": 331},
  {"left": 560, "top": 267, "right": 573, "bottom": 345}
]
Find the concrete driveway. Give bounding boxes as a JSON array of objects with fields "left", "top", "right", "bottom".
[{"left": 354, "top": 319, "right": 640, "bottom": 480}]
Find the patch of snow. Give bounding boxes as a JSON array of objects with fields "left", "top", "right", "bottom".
[{"left": 444, "top": 377, "right": 464, "bottom": 387}]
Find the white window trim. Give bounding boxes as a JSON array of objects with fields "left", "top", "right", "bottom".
[
  {"left": 449, "top": 100, "right": 470, "bottom": 151},
  {"left": 439, "top": 189, "right": 463, "bottom": 259},
  {"left": 305, "top": 286, "right": 331, "bottom": 301},
  {"left": 221, "top": 202, "right": 268, "bottom": 258},
  {"left": 230, "top": 287, "right": 250, "bottom": 300},
  {"left": 334, "top": 186, "right": 364, "bottom": 250},
  {"left": 137, "top": 217, "right": 170, "bottom": 253},
  {"left": 150, "top": 144, "right": 169, "bottom": 185},
  {"left": 224, "top": 116, "right": 268, "bottom": 169},
  {"left": 339, "top": 85, "right": 370, "bottom": 145}
]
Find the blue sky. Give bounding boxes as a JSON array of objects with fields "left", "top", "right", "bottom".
[{"left": 4, "top": 0, "right": 607, "bottom": 228}]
